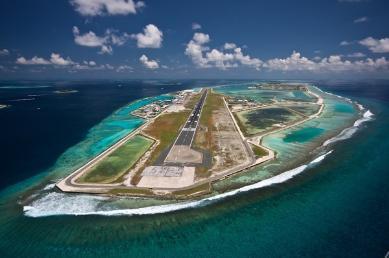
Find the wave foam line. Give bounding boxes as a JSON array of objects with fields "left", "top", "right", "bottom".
[
  {"left": 24, "top": 151, "right": 333, "bottom": 217},
  {"left": 323, "top": 109, "right": 374, "bottom": 147}
]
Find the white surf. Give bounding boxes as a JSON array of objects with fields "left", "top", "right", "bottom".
[{"left": 24, "top": 151, "right": 333, "bottom": 217}]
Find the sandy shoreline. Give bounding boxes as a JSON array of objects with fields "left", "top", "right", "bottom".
[{"left": 53, "top": 85, "right": 362, "bottom": 200}]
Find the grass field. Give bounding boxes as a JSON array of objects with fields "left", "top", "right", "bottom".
[
  {"left": 250, "top": 144, "right": 268, "bottom": 158},
  {"left": 172, "top": 182, "right": 211, "bottom": 197},
  {"left": 77, "top": 135, "right": 153, "bottom": 184},
  {"left": 143, "top": 110, "right": 190, "bottom": 164},
  {"left": 130, "top": 109, "right": 191, "bottom": 184}
]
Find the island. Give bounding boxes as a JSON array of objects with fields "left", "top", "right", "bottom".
[{"left": 55, "top": 82, "right": 331, "bottom": 198}]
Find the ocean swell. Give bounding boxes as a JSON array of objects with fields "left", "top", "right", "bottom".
[{"left": 24, "top": 151, "right": 333, "bottom": 217}]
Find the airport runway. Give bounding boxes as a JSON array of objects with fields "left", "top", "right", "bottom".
[{"left": 175, "top": 89, "right": 208, "bottom": 146}]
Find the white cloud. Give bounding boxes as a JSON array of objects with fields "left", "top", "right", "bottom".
[
  {"left": 16, "top": 53, "right": 75, "bottom": 66},
  {"left": 70, "top": 0, "right": 145, "bottom": 16},
  {"left": 50, "top": 53, "right": 75, "bottom": 66},
  {"left": 264, "top": 51, "right": 317, "bottom": 71},
  {"left": 116, "top": 65, "right": 133, "bottom": 72},
  {"left": 185, "top": 33, "right": 262, "bottom": 70},
  {"left": 104, "top": 64, "right": 114, "bottom": 70},
  {"left": 185, "top": 33, "right": 210, "bottom": 68},
  {"left": 73, "top": 26, "right": 129, "bottom": 54},
  {"left": 224, "top": 43, "right": 237, "bottom": 50},
  {"left": 16, "top": 56, "right": 51, "bottom": 65},
  {"left": 359, "top": 37, "right": 389, "bottom": 53},
  {"left": 192, "top": 23, "right": 202, "bottom": 30},
  {"left": 0, "top": 49, "right": 10, "bottom": 56},
  {"left": 263, "top": 51, "right": 389, "bottom": 72},
  {"left": 347, "top": 52, "right": 366, "bottom": 58},
  {"left": 354, "top": 16, "right": 368, "bottom": 23},
  {"left": 132, "top": 24, "right": 163, "bottom": 48},
  {"left": 340, "top": 40, "right": 352, "bottom": 46},
  {"left": 73, "top": 26, "right": 107, "bottom": 47},
  {"left": 139, "top": 54, "right": 159, "bottom": 69},
  {"left": 193, "top": 32, "right": 210, "bottom": 44},
  {"left": 99, "top": 45, "right": 113, "bottom": 54}
]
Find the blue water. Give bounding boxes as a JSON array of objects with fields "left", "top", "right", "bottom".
[
  {"left": 0, "top": 80, "right": 388, "bottom": 257},
  {"left": 283, "top": 127, "right": 325, "bottom": 143}
]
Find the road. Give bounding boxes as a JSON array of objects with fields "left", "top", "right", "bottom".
[{"left": 175, "top": 89, "right": 208, "bottom": 146}]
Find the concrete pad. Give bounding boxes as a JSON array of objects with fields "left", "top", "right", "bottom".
[
  {"left": 165, "top": 145, "right": 203, "bottom": 164},
  {"left": 137, "top": 166, "right": 195, "bottom": 188}
]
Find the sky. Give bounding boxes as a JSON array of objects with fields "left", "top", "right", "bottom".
[{"left": 0, "top": 0, "right": 389, "bottom": 79}]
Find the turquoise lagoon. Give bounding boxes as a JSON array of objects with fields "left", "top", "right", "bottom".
[
  {"left": 17, "top": 83, "right": 362, "bottom": 216},
  {"left": 0, "top": 81, "right": 385, "bottom": 258}
]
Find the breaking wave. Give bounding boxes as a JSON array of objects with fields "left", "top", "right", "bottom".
[
  {"left": 323, "top": 109, "right": 374, "bottom": 147},
  {"left": 23, "top": 86, "right": 372, "bottom": 218},
  {"left": 24, "top": 151, "right": 333, "bottom": 217}
]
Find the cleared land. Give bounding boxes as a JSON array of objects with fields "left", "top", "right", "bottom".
[
  {"left": 130, "top": 102, "right": 194, "bottom": 184},
  {"left": 77, "top": 135, "right": 153, "bottom": 184},
  {"left": 194, "top": 90, "right": 249, "bottom": 178}
]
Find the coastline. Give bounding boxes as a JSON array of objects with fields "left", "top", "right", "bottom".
[{"left": 23, "top": 85, "right": 374, "bottom": 217}]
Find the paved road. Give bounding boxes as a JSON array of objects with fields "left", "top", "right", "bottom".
[{"left": 175, "top": 89, "right": 208, "bottom": 146}]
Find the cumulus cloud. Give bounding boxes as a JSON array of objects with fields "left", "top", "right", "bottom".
[
  {"left": 354, "top": 16, "right": 368, "bottom": 23},
  {"left": 73, "top": 26, "right": 107, "bottom": 47},
  {"left": 263, "top": 51, "right": 389, "bottom": 72},
  {"left": 16, "top": 56, "right": 51, "bottom": 65},
  {"left": 264, "top": 51, "right": 316, "bottom": 71},
  {"left": 70, "top": 0, "right": 145, "bottom": 16},
  {"left": 139, "top": 54, "right": 159, "bottom": 69},
  {"left": 116, "top": 65, "right": 133, "bottom": 72},
  {"left": 50, "top": 53, "right": 75, "bottom": 66},
  {"left": 73, "top": 26, "right": 129, "bottom": 54},
  {"left": 16, "top": 53, "right": 75, "bottom": 66},
  {"left": 185, "top": 33, "right": 262, "bottom": 70},
  {"left": 192, "top": 23, "right": 202, "bottom": 30},
  {"left": 359, "top": 37, "right": 389, "bottom": 53},
  {"left": 132, "top": 24, "right": 163, "bottom": 48},
  {"left": 86, "top": 60, "right": 96, "bottom": 66},
  {"left": 0, "top": 49, "right": 10, "bottom": 56},
  {"left": 224, "top": 43, "right": 237, "bottom": 50},
  {"left": 99, "top": 45, "right": 113, "bottom": 54},
  {"left": 340, "top": 40, "right": 352, "bottom": 46}
]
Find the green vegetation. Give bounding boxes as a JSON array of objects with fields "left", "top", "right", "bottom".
[
  {"left": 107, "top": 188, "right": 153, "bottom": 196},
  {"left": 77, "top": 135, "right": 153, "bottom": 184},
  {"left": 250, "top": 144, "right": 268, "bottom": 158},
  {"left": 143, "top": 110, "right": 190, "bottom": 164},
  {"left": 172, "top": 182, "right": 211, "bottom": 197},
  {"left": 233, "top": 113, "right": 249, "bottom": 136},
  {"left": 195, "top": 166, "right": 212, "bottom": 178},
  {"left": 131, "top": 109, "right": 191, "bottom": 184}
]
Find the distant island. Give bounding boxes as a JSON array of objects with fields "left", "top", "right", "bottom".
[{"left": 53, "top": 89, "right": 78, "bottom": 94}]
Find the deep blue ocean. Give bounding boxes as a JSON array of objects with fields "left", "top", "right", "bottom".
[{"left": 0, "top": 79, "right": 388, "bottom": 257}]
